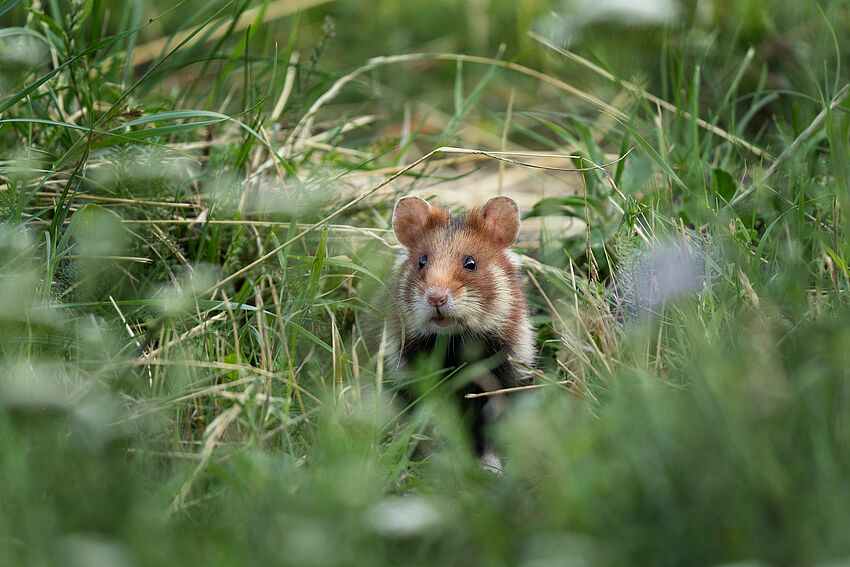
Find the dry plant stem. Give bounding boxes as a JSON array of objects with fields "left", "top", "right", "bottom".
[
  {"left": 125, "top": 449, "right": 205, "bottom": 461},
  {"left": 498, "top": 88, "right": 516, "bottom": 196},
  {"left": 2, "top": 153, "right": 523, "bottom": 203},
  {"left": 255, "top": 288, "right": 275, "bottom": 432},
  {"left": 350, "top": 328, "right": 361, "bottom": 385},
  {"left": 580, "top": 158, "right": 599, "bottom": 281},
  {"left": 286, "top": 332, "right": 310, "bottom": 421},
  {"left": 654, "top": 304, "right": 665, "bottom": 372},
  {"left": 557, "top": 274, "right": 616, "bottom": 373},
  {"left": 148, "top": 224, "right": 192, "bottom": 274},
  {"left": 143, "top": 311, "right": 228, "bottom": 360},
  {"left": 292, "top": 343, "right": 317, "bottom": 385},
  {"left": 288, "top": 52, "right": 624, "bottom": 152},
  {"left": 376, "top": 321, "right": 388, "bottom": 398},
  {"left": 125, "top": 360, "right": 322, "bottom": 405},
  {"left": 254, "top": 281, "right": 271, "bottom": 372},
  {"left": 109, "top": 295, "right": 143, "bottom": 351},
  {"left": 271, "top": 51, "right": 299, "bottom": 123},
  {"left": 329, "top": 312, "right": 343, "bottom": 393},
  {"left": 529, "top": 31, "right": 769, "bottom": 159},
  {"left": 30, "top": 192, "right": 200, "bottom": 209},
  {"left": 306, "top": 115, "right": 378, "bottom": 143},
  {"left": 653, "top": 101, "right": 675, "bottom": 218},
  {"left": 556, "top": 358, "right": 598, "bottom": 403},
  {"left": 124, "top": 220, "right": 390, "bottom": 234},
  {"left": 265, "top": 275, "right": 309, "bottom": 426},
  {"left": 108, "top": 296, "right": 153, "bottom": 387},
  {"left": 304, "top": 140, "right": 373, "bottom": 158},
  {"left": 737, "top": 269, "right": 761, "bottom": 308},
  {"left": 152, "top": 325, "right": 165, "bottom": 392},
  {"left": 249, "top": 115, "right": 376, "bottom": 179},
  {"left": 341, "top": 152, "right": 581, "bottom": 180},
  {"left": 568, "top": 260, "right": 582, "bottom": 364},
  {"left": 728, "top": 84, "right": 850, "bottom": 208},
  {"left": 526, "top": 270, "right": 603, "bottom": 377},
  {"left": 131, "top": 0, "right": 333, "bottom": 66},
  {"left": 259, "top": 124, "right": 288, "bottom": 186},
  {"left": 119, "top": 377, "right": 256, "bottom": 423},
  {"left": 169, "top": 137, "right": 241, "bottom": 151},
  {"left": 437, "top": 146, "right": 632, "bottom": 172},
  {"left": 168, "top": 403, "right": 242, "bottom": 515},
  {"left": 464, "top": 380, "right": 572, "bottom": 399},
  {"left": 207, "top": 389, "right": 294, "bottom": 403},
  {"left": 68, "top": 255, "right": 152, "bottom": 263},
  {"left": 260, "top": 406, "right": 320, "bottom": 441}
]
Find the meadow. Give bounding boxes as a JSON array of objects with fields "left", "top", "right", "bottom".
[{"left": 1, "top": 0, "right": 850, "bottom": 565}]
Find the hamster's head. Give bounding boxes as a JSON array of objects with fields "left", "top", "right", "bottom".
[{"left": 391, "top": 195, "right": 522, "bottom": 337}]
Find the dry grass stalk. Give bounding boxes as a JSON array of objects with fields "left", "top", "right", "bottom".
[
  {"left": 529, "top": 31, "right": 770, "bottom": 159},
  {"left": 132, "top": 0, "right": 333, "bottom": 67}
]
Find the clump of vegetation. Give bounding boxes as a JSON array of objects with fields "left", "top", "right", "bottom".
[{"left": 1, "top": 0, "right": 849, "bottom": 565}]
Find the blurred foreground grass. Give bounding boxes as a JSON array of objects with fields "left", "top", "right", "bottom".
[{"left": 1, "top": 0, "right": 850, "bottom": 565}]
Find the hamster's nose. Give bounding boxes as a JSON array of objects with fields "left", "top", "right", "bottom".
[{"left": 426, "top": 288, "right": 448, "bottom": 307}]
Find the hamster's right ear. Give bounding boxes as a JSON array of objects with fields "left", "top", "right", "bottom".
[{"left": 392, "top": 196, "right": 432, "bottom": 247}]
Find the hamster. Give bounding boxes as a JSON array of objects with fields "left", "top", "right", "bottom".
[{"left": 388, "top": 195, "right": 535, "bottom": 465}]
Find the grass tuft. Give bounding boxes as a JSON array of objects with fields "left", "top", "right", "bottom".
[{"left": 1, "top": 0, "right": 850, "bottom": 565}]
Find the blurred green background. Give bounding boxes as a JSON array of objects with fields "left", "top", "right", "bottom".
[{"left": 1, "top": 0, "right": 850, "bottom": 565}]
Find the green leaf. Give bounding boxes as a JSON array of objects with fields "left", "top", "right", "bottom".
[
  {"left": 618, "top": 120, "right": 689, "bottom": 192},
  {"left": 0, "top": 0, "right": 20, "bottom": 18},
  {"left": 523, "top": 196, "right": 604, "bottom": 220},
  {"left": 322, "top": 256, "right": 387, "bottom": 288},
  {"left": 26, "top": 10, "right": 64, "bottom": 38},
  {"left": 307, "top": 227, "right": 329, "bottom": 297},
  {"left": 0, "top": 26, "right": 47, "bottom": 42},
  {"left": 68, "top": 204, "right": 127, "bottom": 256},
  {"left": 711, "top": 168, "right": 738, "bottom": 202}
]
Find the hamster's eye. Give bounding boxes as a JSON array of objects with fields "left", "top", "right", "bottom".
[
  {"left": 463, "top": 256, "right": 476, "bottom": 271},
  {"left": 418, "top": 255, "right": 428, "bottom": 269}
]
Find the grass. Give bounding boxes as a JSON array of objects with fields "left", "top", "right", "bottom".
[{"left": 1, "top": 0, "right": 850, "bottom": 565}]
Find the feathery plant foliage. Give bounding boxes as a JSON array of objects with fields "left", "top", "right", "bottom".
[{"left": 1, "top": 0, "right": 850, "bottom": 565}]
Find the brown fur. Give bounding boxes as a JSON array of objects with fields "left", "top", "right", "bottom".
[{"left": 388, "top": 196, "right": 535, "bottom": 457}]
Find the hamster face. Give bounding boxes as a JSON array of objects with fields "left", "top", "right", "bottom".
[
  {"left": 391, "top": 196, "right": 524, "bottom": 339},
  {"left": 397, "top": 220, "right": 514, "bottom": 335}
]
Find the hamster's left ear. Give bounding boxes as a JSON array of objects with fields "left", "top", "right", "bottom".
[
  {"left": 480, "top": 196, "right": 520, "bottom": 248},
  {"left": 392, "top": 195, "right": 433, "bottom": 247}
]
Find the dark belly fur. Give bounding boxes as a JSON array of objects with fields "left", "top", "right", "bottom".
[{"left": 397, "top": 333, "right": 523, "bottom": 455}]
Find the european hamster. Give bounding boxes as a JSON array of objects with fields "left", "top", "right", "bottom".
[{"left": 388, "top": 195, "right": 535, "bottom": 465}]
